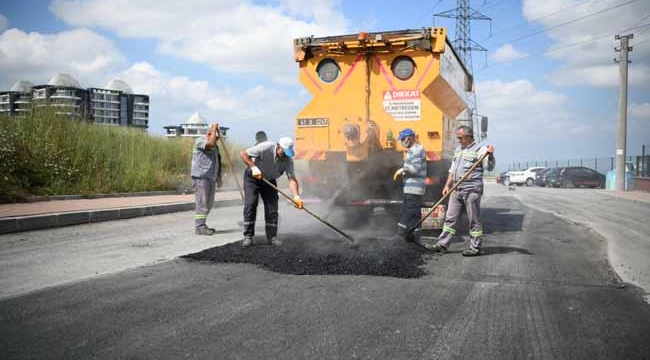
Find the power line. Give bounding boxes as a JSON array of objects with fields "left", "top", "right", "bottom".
[
  {"left": 415, "top": 0, "right": 444, "bottom": 27},
  {"left": 544, "top": 23, "right": 650, "bottom": 53},
  {"left": 490, "top": 0, "right": 645, "bottom": 48},
  {"left": 625, "top": 12, "right": 650, "bottom": 29},
  {"left": 475, "top": 22, "right": 650, "bottom": 73},
  {"left": 480, "top": 0, "right": 598, "bottom": 42},
  {"left": 480, "top": 0, "right": 519, "bottom": 12}
]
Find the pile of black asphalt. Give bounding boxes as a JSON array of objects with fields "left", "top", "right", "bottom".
[{"left": 182, "top": 234, "right": 429, "bottom": 278}]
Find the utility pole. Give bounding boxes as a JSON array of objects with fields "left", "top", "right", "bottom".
[
  {"left": 435, "top": 0, "right": 491, "bottom": 140},
  {"left": 614, "top": 34, "right": 633, "bottom": 191}
]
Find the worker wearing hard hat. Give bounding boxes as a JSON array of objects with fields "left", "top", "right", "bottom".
[
  {"left": 392, "top": 128, "right": 427, "bottom": 245},
  {"left": 239, "top": 137, "right": 303, "bottom": 247},
  {"left": 427, "top": 125, "right": 495, "bottom": 256}
]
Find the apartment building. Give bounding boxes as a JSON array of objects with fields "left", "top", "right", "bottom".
[{"left": 1, "top": 74, "right": 150, "bottom": 130}]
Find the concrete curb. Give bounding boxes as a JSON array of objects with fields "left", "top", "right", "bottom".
[
  {"left": 0, "top": 187, "right": 239, "bottom": 204},
  {"left": 0, "top": 199, "right": 243, "bottom": 235}
]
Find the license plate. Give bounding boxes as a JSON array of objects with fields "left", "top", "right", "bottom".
[{"left": 297, "top": 117, "right": 329, "bottom": 127}]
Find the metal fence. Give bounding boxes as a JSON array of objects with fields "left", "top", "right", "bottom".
[
  {"left": 508, "top": 145, "right": 650, "bottom": 178},
  {"left": 637, "top": 155, "right": 649, "bottom": 178},
  {"left": 508, "top": 156, "right": 641, "bottom": 176}
]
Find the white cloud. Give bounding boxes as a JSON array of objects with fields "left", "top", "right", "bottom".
[
  {"left": 0, "top": 28, "right": 125, "bottom": 89},
  {"left": 0, "top": 23, "right": 303, "bottom": 140},
  {"left": 629, "top": 102, "right": 650, "bottom": 118},
  {"left": 490, "top": 44, "right": 528, "bottom": 63},
  {"left": 477, "top": 79, "right": 568, "bottom": 113},
  {"left": 549, "top": 63, "right": 650, "bottom": 87},
  {"left": 116, "top": 62, "right": 304, "bottom": 138},
  {"left": 522, "top": 0, "right": 650, "bottom": 88},
  {"left": 475, "top": 79, "right": 582, "bottom": 160},
  {"left": 0, "top": 14, "right": 8, "bottom": 32},
  {"left": 50, "top": 0, "right": 349, "bottom": 83}
]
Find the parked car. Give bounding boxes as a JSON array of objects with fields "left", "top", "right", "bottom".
[
  {"left": 496, "top": 171, "right": 510, "bottom": 185},
  {"left": 506, "top": 167, "right": 547, "bottom": 186},
  {"left": 535, "top": 168, "right": 555, "bottom": 187},
  {"left": 546, "top": 166, "right": 605, "bottom": 188}
]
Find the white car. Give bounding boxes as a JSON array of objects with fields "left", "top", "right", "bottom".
[{"left": 505, "top": 167, "right": 546, "bottom": 186}]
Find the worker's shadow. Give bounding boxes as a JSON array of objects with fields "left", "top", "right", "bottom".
[
  {"left": 212, "top": 228, "right": 241, "bottom": 234},
  {"left": 480, "top": 246, "right": 533, "bottom": 255}
]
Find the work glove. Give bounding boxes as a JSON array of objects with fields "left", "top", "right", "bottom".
[
  {"left": 393, "top": 168, "right": 405, "bottom": 182},
  {"left": 251, "top": 166, "right": 262, "bottom": 180},
  {"left": 293, "top": 195, "right": 304, "bottom": 209}
]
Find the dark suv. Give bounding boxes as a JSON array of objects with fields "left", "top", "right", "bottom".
[
  {"left": 535, "top": 168, "right": 555, "bottom": 187},
  {"left": 546, "top": 167, "right": 605, "bottom": 188}
]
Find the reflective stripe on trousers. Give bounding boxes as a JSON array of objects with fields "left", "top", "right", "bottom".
[
  {"left": 437, "top": 189, "right": 483, "bottom": 249},
  {"left": 193, "top": 177, "right": 216, "bottom": 228},
  {"left": 397, "top": 193, "right": 423, "bottom": 242}
]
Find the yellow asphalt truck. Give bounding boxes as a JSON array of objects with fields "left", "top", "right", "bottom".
[{"left": 292, "top": 27, "right": 480, "bottom": 228}]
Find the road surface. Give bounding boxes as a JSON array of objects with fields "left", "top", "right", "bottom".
[{"left": 1, "top": 184, "right": 649, "bottom": 359}]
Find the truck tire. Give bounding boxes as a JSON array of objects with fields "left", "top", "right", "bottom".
[
  {"left": 526, "top": 178, "right": 534, "bottom": 187},
  {"left": 503, "top": 178, "right": 511, "bottom": 186}
]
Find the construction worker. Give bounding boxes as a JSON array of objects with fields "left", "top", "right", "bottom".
[
  {"left": 255, "top": 131, "right": 268, "bottom": 145},
  {"left": 392, "top": 128, "right": 427, "bottom": 245},
  {"left": 191, "top": 123, "right": 223, "bottom": 235},
  {"left": 240, "top": 137, "right": 303, "bottom": 247},
  {"left": 427, "top": 125, "right": 495, "bottom": 256},
  {"left": 237, "top": 130, "right": 271, "bottom": 229}
]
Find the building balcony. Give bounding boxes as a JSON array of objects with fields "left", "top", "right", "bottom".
[
  {"left": 50, "top": 95, "right": 82, "bottom": 100},
  {"left": 50, "top": 104, "right": 81, "bottom": 108},
  {"left": 54, "top": 111, "right": 81, "bottom": 116},
  {"left": 93, "top": 114, "right": 119, "bottom": 118},
  {"left": 91, "top": 99, "right": 120, "bottom": 104}
]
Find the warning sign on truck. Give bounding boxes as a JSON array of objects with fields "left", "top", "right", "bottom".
[{"left": 382, "top": 90, "right": 421, "bottom": 121}]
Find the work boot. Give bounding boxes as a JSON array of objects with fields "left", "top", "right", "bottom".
[
  {"left": 195, "top": 225, "right": 215, "bottom": 235},
  {"left": 241, "top": 236, "right": 253, "bottom": 247},
  {"left": 267, "top": 237, "right": 283, "bottom": 246},
  {"left": 462, "top": 247, "right": 481, "bottom": 257},
  {"left": 423, "top": 243, "right": 448, "bottom": 253}
]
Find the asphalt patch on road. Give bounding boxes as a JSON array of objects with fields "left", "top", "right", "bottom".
[{"left": 182, "top": 234, "right": 428, "bottom": 278}]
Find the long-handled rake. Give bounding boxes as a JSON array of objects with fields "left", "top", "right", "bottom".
[
  {"left": 407, "top": 152, "right": 490, "bottom": 235},
  {"left": 261, "top": 178, "right": 356, "bottom": 245}
]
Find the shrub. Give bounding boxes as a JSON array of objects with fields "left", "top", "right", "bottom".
[{"left": 0, "top": 110, "right": 194, "bottom": 199}]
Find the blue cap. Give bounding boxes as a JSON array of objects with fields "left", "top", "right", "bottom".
[{"left": 398, "top": 128, "right": 415, "bottom": 140}]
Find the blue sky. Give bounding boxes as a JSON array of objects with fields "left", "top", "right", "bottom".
[{"left": 1, "top": 0, "right": 648, "bottom": 170}]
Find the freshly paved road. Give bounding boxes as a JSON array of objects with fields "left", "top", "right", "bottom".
[
  {"left": 510, "top": 185, "right": 650, "bottom": 296},
  {"left": 1, "top": 185, "right": 649, "bottom": 359}
]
